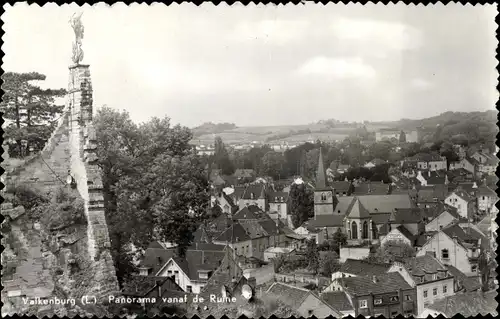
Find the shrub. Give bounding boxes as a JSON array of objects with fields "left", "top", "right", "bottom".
[
  {"left": 5, "top": 184, "right": 49, "bottom": 210},
  {"left": 44, "top": 187, "right": 86, "bottom": 230}
]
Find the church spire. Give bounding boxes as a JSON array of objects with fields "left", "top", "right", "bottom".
[{"left": 316, "top": 147, "right": 327, "bottom": 190}]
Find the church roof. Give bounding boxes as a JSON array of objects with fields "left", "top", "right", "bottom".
[
  {"left": 315, "top": 147, "right": 328, "bottom": 190},
  {"left": 346, "top": 197, "right": 371, "bottom": 219}
]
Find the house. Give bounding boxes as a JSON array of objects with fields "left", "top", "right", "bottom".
[
  {"left": 233, "top": 169, "right": 256, "bottom": 182},
  {"left": 330, "top": 181, "right": 354, "bottom": 196},
  {"left": 267, "top": 191, "right": 289, "bottom": 221},
  {"left": 380, "top": 225, "right": 417, "bottom": 248},
  {"left": 266, "top": 282, "right": 343, "bottom": 318},
  {"left": 416, "top": 223, "right": 485, "bottom": 275},
  {"left": 212, "top": 209, "right": 296, "bottom": 260},
  {"left": 329, "top": 258, "right": 391, "bottom": 282},
  {"left": 307, "top": 214, "right": 346, "bottom": 239},
  {"left": 420, "top": 290, "right": 497, "bottom": 318},
  {"left": 230, "top": 184, "right": 268, "bottom": 210},
  {"left": 406, "top": 153, "right": 447, "bottom": 171},
  {"left": 121, "top": 275, "right": 186, "bottom": 315},
  {"left": 321, "top": 291, "right": 355, "bottom": 317},
  {"left": 449, "top": 157, "right": 476, "bottom": 175},
  {"left": 211, "top": 191, "right": 239, "bottom": 215},
  {"left": 364, "top": 158, "right": 387, "bottom": 169},
  {"left": 445, "top": 265, "right": 481, "bottom": 293},
  {"left": 293, "top": 224, "right": 325, "bottom": 245},
  {"left": 445, "top": 188, "right": 476, "bottom": 220},
  {"left": 425, "top": 207, "right": 467, "bottom": 232},
  {"left": 387, "top": 253, "right": 455, "bottom": 316},
  {"left": 470, "top": 151, "right": 498, "bottom": 175},
  {"left": 412, "top": 185, "right": 448, "bottom": 209},
  {"left": 476, "top": 185, "right": 498, "bottom": 214},
  {"left": 138, "top": 242, "right": 230, "bottom": 294},
  {"left": 352, "top": 180, "right": 392, "bottom": 196},
  {"left": 331, "top": 272, "right": 417, "bottom": 317},
  {"left": 337, "top": 164, "right": 351, "bottom": 174},
  {"left": 263, "top": 247, "right": 295, "bottom": 262}
]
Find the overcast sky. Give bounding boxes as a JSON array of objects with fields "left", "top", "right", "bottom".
[{"left": 2, "top": 3, "right": 498, "bottom": 127}]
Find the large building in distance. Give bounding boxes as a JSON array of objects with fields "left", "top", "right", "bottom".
[{"left": 376, "top": 129, "right": 420, "bottom": 143}]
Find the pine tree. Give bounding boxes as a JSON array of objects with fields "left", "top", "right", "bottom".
[{"left": 1, "top": 72, "right": 66, "bottom": 157}]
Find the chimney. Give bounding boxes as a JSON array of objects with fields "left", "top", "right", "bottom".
[
  {"left": 452, "top": 235, "right": 458, "bottom": 244},
  {"left": 472, "top": 182, "right": 478, "bottom": 189},
  {"left": 372, "top": 275, "right": 378, "bottom": 283}
]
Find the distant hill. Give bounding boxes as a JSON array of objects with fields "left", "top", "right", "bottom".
[
  {"left": 190, "top": 110, "right": 497, "bottom": 145},
  {"left": 192, "top": 122, "right": 238, "bottom": 137}
]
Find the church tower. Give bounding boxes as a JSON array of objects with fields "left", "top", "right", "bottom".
[{"left": 314, "top": 147, "right": 335, "bottom": 217}]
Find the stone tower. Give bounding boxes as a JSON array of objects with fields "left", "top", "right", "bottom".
[{"left": 314, "top": 148, "right": 335, "bottom": 217}]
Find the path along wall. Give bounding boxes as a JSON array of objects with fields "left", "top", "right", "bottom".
[{"left": 4, "top": 64, "right": 119, "bottom": 301}]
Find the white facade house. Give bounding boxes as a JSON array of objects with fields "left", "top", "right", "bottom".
[
  {"left": 445, "top": 191, "right": 474, "bottom": 219},
  {"left": 425, "top": 210, "right": 464, "bottom": 232},
  {"left": 416, "top": 226, "right": 481, "bottom": 276},
  {"left": 156, "top": 258, "right": 207, "bottom": 293}
]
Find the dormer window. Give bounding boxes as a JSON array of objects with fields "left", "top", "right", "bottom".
[
  {"left": 250, "top": 193, "right": 255, "bottom": 199},
  {"left": 275, "top": 197, "right": 278, "bottom": 202}
]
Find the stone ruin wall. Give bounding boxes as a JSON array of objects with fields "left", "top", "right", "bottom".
[{"left": 3, "top": 63, "right": 119, "bottom": 302}]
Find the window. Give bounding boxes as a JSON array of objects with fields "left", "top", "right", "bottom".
[
  {"left": 423, "top": 290, "right": 428, "bottom": 298},
  {"left": 187, "top": 286, "right": 192, "bottom": 293},
  {"left": 374, "top": 298, "right": 382, "bottom": 305},
  {"left": 168, "top": 270, "right": 172, "bottom": 276},
  {"left": 321, "top": 193, "right": 327, "bottom": 201},
  {"left": 405, "top": 295, "right": 412, "bottom": 301},
  {"left": 433, "top": 288, "right": 437, "bottom": 296},
  {"left": 432, "top": 274, "right": 437, "bottom": 280},
  {"left": 443, "top": 285, "right": 447, "bottom": 293},
  {"left": 277, "top": 204, "right": 281, "bottom": 212},
  {"left": 359, "top": 300, "right": 368, "bottom": 308},
  {"left": 200, "top": 285, "right": 204, "bottom": 290},
  {"left": 471, "top": 265, "right": 477, "bottom": 272},
  {"left": 441, "top": 249, "right": 449, "bottom": 259},
  {"left": 308, "top": 310, "right": 314, "bottom": 316},
  {"left": 483, "top": 196, "right": 486, "bottom": 200},
  {"left": 457, "top": 204, "right": 461, "bottom": 210},
  {"left": 390, "top": 296, "right": 399, "bottom": 302}
]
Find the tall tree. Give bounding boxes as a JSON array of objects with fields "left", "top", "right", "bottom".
[
  {"left": 289, "top": 183, "right": 313, "bottom": 228},
  {"left": 95, "top": 107, "right": 210, "bottom": 285},
  {"left": 213, "top": 136, "right": 235, "bottom": 175},
  {"left": 306, "top": 238, "right": 319, "bottom": 275},
  {"left": 261, "top": 151, "right": 285, "bottom": 180},
  {"left": 1, "top": 72, "right": 66, "bottom": 157},
  {"left": 399, "top": 130, "right": 406, "bottom": 143}
]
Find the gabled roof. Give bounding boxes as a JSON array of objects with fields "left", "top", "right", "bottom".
[
  {"left": 445, "top": 265, "right": 481, "bottom": 292},
  {"left": 340, "top": 259, "right": 391, "bottom": 277},
  {"left": 425, "top": 290, "right": 497, "bottom": 317},
  {"left": 198, "top": 251, "right": 245, "bottom": 299},
  {"left": 122, "top": 275, "right": 182, "bottom": 297},
  {"left": 403, "top": 254, "right": 447, "bottom": 277},
  {"left": 266, "top": 282, "right": 342, "bottom": 317},
  {"left": 215, "top": 223, "right": 252, "bottom": 243},
  {"left": 449, "top": 188, "right": 475, "bottom": 202},
  {"left": 141, "top": 244, "right": 227, "bottom": 279},
  {"left": 391, "top": 208, "right": 428, "bottom": 224},
  {"left": 346, "top": 197, "right": 371, "bottom": 219},
  {"left": 330, "top": 181, "right": 352, "bottom": 194},
  {"left": 321, "top": 291, "right": 354, "bottom": 312},
  {"left": 393, "top": 225, "right": 415, "bottom": 242},
  {"left": 357, "top": 194, "right": 414, "bottom": 213},
  {"left": 341, "top": 272, "right": 412, "bottom": 296},
  {"left": 233, "top": 205, "right": 266, "bottom": 220},
  {"left": 308, "top": 214, "right": 346, "bottom": 228},
  {"left": 352, "top": 181, "right": 390, "bottom": 195}
]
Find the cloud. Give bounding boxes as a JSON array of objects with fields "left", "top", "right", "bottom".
[
  {"left": 410, "top": 78, "right": 433, "bottom": 90},
  {"left": 231, "top": 19, "right": 310, "bottom": 45},
  {"left": 331, "top": 17, "right": 423, "bottom": 57},
  {"left": 296, "top": 56, "right": 376, "bottom": 79}
]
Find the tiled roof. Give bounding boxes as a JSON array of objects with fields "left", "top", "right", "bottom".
[
  {"left": 266, "top": 282, "right": 310, "bottom": 306},
  {"left": 122, "top": 276, "right": 182, "bottom": 297},
  {"left": 342, "top": 272, "right": 412, "bottom": 296},
  {"left": 371, "top": 212, "right": 392, "bottom": 225},
  {"left": 333, "top": 196, "right": 356, "bottom": 214},
  {"left": 308, "top": 214, "right": 346, "bottom": 228},
  {"left": 445, "top": 265, "right": 481, "bottom": 292},
  {"left": 233, "top": 205, "right": 266, "bottom": 220},
  {"left": 357, "top": 194, "right": 414, "bottom": 213},
  {"left": 198, "top": 251, "right": 244, "bottom": 299},
  {"left": 394, "top": 225, "right": 415, "bottom": 242},
  {"left": 451, "top": 188, "right": 475, "bottom": 202},
  {"left": 391, "top": 208, "right": 427, "bottom": 223},
  {"left": 352, "top": 182, "right": 390, "bottom": 195},
  {"left": 409, "top": 152, "right": 444, "bottom": 162},
  {"left": 321, "top": 291, "right": 354, "bottom": 311},
  {"left": 141, "top": 245, "right": 227, "bottom": 278},
  {"left": 215, "top": 223, "right": 253, "bottom": 242},
  {"left": 340, "top": 259, "right": 391, "bottom": 277},
  {"left": 346, "top": 197, "right": 371, "bottom": 219},
  {"left": 404, "top": 254, "right": 446, "bottom": 276},
  {"left": 330, "top": 181, "right": 352, "bottom": 193},
  {"left": 426, "top": 290, "right": 497, "bottom": 317}
]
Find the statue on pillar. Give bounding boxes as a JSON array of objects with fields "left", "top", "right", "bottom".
[{"left": 70, "top": 12, "right": 85, "bottom": 64}]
